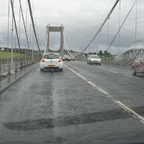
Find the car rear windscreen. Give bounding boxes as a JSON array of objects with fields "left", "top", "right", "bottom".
[
  {"left": 91, "top": 55, "right": 100, "bottom": 58},
  {"left": 44, "top": 54, "right": 59, "bottom": 59}
]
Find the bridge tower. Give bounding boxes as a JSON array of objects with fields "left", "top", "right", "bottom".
[{"left": 45, "top": 24, "right": 64, "bottom": 57}]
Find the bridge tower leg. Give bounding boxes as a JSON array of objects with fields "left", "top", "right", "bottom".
[
  {"left": 60, "top": 26, "right": 64, "bottom": 57},
  {"left": 46, "top": 25, "right": 50, "bottom": 53}
]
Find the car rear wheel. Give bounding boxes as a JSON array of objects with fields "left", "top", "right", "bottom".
[
  {"left": 40, "top": 68, "right": 44, "bottom": 72},
  {"left": 132, "top": 67, "right": 136, "bottom": 75},
  {"left": 60, "top": 68, "right": 63, "bottom": 72}
]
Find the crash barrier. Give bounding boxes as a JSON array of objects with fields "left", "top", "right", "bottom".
[
  {"left": 0, "top": 56, "right": 41, "bottom": 78},
  {"left": 101, "top": 58, "right": 132, "bottom": 70},
  {"left": 75, "top": 56, "right": 132, "bottom": 70}
]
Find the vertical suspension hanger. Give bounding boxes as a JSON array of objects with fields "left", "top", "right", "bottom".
[
  {"left": 25, "top": 0, "right": 28, "bottom": 56},
  {"left": 11, "top": 0, "right": 14, "bottom": 59},
  {"left": 135, "top": 0, "right": 137, "bottom": 50},
  {"left": 98, "top": 29, "right": 101, "bottom": 56},
  {"left": 118, "top": 0, "right": 121, "bottom": 55},
  {"left": 93, "top": 38, "right": 94, "bottom": 53},
  {"left": 10, "top": 0, "right": 21, "bottom": 55},
  {"left": 19, "top": 0, "right": 21, "bottom": 51},
  {"left": 7, "top": 0, "right": 10, "bottom": 57},
  {"left": 26, "top": 0, "right": 28, "bottom": 55},
  {"left": 107, "top": 10, "right": 110, "bottom": 56}
]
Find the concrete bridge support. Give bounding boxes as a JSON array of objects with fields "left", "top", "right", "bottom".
[{"left": 46, "top": 24, "right": 64, "bottom": 57}]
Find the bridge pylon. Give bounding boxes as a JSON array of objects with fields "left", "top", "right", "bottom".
[{"left": 45, "top": 24, "right": 64, "bottom": 57}]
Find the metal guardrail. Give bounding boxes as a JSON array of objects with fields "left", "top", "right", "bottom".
[
  {"left": 1, "top": 56, "right": 131, "bottom": 76},
  {"left": 101, "top": 59, "right": 132, "bottom": 70},
  {"left": 0, "top": 56, "right": 41, "bottom": 78},
  {"left": 75, "top": 56, "right": 132, "bottom": 70}
]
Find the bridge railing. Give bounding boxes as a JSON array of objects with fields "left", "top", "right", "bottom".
[
  {"left": 101, "top": 58, "right": 132, "bottom": 69},
  {"left": 75, "top": 56, "right": 132, "bottom": 70},
  {"left": 0, "top": 56, "right": 41, "bottom": 78}
]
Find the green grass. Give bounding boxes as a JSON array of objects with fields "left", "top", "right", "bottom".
[{"left": 0, "top": 52, "right": 20, "bottom": 57}]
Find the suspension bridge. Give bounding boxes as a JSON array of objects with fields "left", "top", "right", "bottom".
[
  {"left": 0, "top": 0, "right": 144, "bottom": 75},
  {"left": 0, "top": 1, "right": 144, "bottom": 142}
]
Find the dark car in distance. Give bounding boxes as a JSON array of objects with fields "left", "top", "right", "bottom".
[
  {"left": 70, "top": 55, "right": 75, "bottom": 61},
  {"left": 63, "top": 55, "right": 71, "bottom": 61}
]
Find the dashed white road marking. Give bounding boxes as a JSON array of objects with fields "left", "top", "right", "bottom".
[
  {"left": 1, "top": 91, "right": 9, "bottom": 98},
  {"left": 114, "top": 100, "right": 144, "bottom": 124},
  {"left": 110, "top": 71, "right": 118, "bottom": 74},
  {"left": 76, "top": 73, "right": 87, "bottom": 81},
  {"left": 124, "top": 74, "right": 140, "bottom": 80},
  {"left": 88, "top": 64, "right": 142, "bottom": 80},
  {"left": 87, "top": 81, "right": 108, "bottom": 95},
  {"left": 64, "top": 64, "right": 144, "bottom": 124},
  {"left": 64, "top": 64, "right": 108, "bottom": 95}
]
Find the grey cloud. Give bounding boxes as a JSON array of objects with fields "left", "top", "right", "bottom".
[{"left": 0, "top": 0, "right": 144, "bottom": 55}]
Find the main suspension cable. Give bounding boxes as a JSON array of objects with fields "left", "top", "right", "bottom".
[
  {"left": 27, "top": 0, "right": 42, "bottom": 54},
  {"left": 76, "top": 0, "right": 120, "bottom": 56},
  {"left": 106, "top": 0, "right": 137, "bottom": 52}
]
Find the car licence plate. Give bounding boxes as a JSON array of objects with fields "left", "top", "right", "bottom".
[{"left": 48, "top": 65, "right": 55, "bottom": 67}]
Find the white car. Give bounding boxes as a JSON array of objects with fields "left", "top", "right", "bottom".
[
  {"left": 63, "top": 55, "right": 71, "bottom": 61},
  {"left": 40, "top": 53, "right": 63, "bottom": 72},
  {"left": 87, "top": 55, "right": 101, "bottom": 65}
]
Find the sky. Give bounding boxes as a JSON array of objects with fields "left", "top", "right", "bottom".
[{"left": 0, "top": 0, "right": 144, "bottom": 55}]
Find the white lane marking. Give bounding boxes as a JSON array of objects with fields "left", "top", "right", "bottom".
[
  {"left": 0, "top": 83, "right": 16, "bottom": 98},
  {"left": 1, "top": 91, "right": 9, "bottom": 98},
  {"left": 110, "top": 71, "right": 118, "bottom": 74},
  {"left": 114, "top": 100, "right": 144, "bottom": 124},
  {"left": 86, "top": 63, "right": 143, "bottom": 80},
  {"left": 105, "top": 69, "right": 142, "bottom": 80},
  {"left": 87, "top": 81, "right": 108, "bottom": 95},
  {"left": 64, "top": 64, "right": 86, "bottom": 81},
  {"left": 88, "top": 65, "right": 119, "bottom": 75},
  {"left": 76, "top": 73, "right": 87, "bottom": 81},
  {"left": 124, "top": 74, "right": 140, "bottom": 80},
  {"left": 65, "top": 64, "right": 144, "bottom": 124},
  {"left": 64, "top": 64, "right": 108, "bottom": 95}
]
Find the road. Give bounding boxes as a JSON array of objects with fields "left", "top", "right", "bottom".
[{"left": 0, "top": 61, "right": 144, "bottom": 144}]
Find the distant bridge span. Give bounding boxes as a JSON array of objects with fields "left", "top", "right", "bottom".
[{"left": 115, "top": 47, "right": 144, "bottom": 61}]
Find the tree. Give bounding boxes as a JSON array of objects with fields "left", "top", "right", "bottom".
[
  {"left": 103, "top": 50, "right": 112, "bottom": 57},
  {"left": 98, "top": 50, "right": 103, "bottom": 57},
  {"left": 89, "top": 52, "right": 93, "bottom": 55},
  {"left": 85, "top": 53, "right": 88, "bottom": 57},
  {"left": 104, "top": 50, "right": 108, "bottom": 56},
  {"left": 70, "top": 50, "right": 73, "bottom": 53}
]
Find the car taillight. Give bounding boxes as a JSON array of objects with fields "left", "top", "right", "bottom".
[
  {"left": 140, "top": 61, "right": 144, "bottom": 65},
  {"left": 58, "top": 59, "right": 62, "bottom": 62},
  {"left": 41, "top": 59, "right": 45, "bottom": 62}
]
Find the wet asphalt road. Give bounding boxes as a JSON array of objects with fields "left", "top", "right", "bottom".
[{"left": 0, "top": 61, "right": 144, "bottom": 144}]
